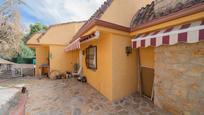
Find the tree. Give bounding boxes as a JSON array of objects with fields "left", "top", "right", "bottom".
[
  {"left": 19, "top": 40, "right": 35, "bottom": 58},
  {"left": 30, "top": 23, "right": 47, "bottom": 35},
  {"left": 0, "top": 0, "right": 47, "bottom": 59},
  {"left": 20, "top": 23, "right": 47, "bottom": 58},
  {"left": 24, "top": 23, "right": 48, "bottom": 42},
  {"left": 0, "top": 0, "right": 24, "bottom": 59},
  {"left": 0, "top": 0, "right": 47, "bottom": 60}
]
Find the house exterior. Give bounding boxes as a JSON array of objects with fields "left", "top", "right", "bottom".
[
  {"left": 131, "top": 0, "right": 204, "bottom": 114},
  {"left": 65, "top": 0, "right": 204, "bottom": 114},
  {"left": 65, "top": 0, "right": 153, "bottom": 101},
  {"left": 27, "top": 21, "right": 84, "bottom": 76},
  {"left": 26, "top": 0, "right": 204, "bottom": 114}
]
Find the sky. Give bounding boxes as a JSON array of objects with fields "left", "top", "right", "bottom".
[{"left": 1, "top": 0, "right": 106, "bottom": 29}]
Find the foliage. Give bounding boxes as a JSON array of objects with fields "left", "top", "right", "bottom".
[
  {"left": 20, "top": 23, "right": 47, "bottom": 58},
  {"left": 0, "top": 0, "right": 24, "bottom": 59},
  {"left": 19, "top": 40, "right": 35, "bottom": 58},
  {"left": 24, "top": 23, "right": 48, "bottom": 42},
  {"left": 0, "top": 0, "right": 47, "bottom": 60},
  {"left": 12, "top": 57, "right": 34, "bottom": 64},
  {"left": 30, "top": 23, "right": 48, "bottom": 36}
]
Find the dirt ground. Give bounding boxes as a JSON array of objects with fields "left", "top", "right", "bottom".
[{"left": 0, "top": 77, "right": 170, "bottom": 115}]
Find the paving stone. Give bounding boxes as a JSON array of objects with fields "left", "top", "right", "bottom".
[
  {"left": 124, "top": 101, "right": 130, "bottom": 106},
  {"left": 133, "top": 104, "right": 139, "bottom": 109},
  {"left": 133, "top": 98, "right": 142, "bottom": 104},
  {"left": 141, "top": 101, "right": 148, "bottom": 107},
  {"left": 115, "top": 105, "right": 123, "bottom": 111},
  {"left": 117, "top": 110, "right": 129, "bottom": 115},
  {"left": 72, "top": 108, "right": 81, "bottom": 115},
  {"left": 32, "top": 107, "right": 41, "bottom": 111},
  {"left": 107, "top": 113, "right": 115, "bottom": 115},
  {"left": 94, "top": 105, "right": 100, "bottom": 111},
  {"left": 98, "top": 103, "right": 104, "bottom": 109},
  {"left": 0, "top": 77, "right": 170, "bottom": 115},
  {"left": 141, "top": 107, "right": 152, "bottom": 113},
  {"left": 149, "top": 111, "right": 161, "bottom": 115}
]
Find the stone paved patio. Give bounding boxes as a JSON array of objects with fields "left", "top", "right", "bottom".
[{"left": 0, "top": 77, "right": 171, "bottom": 115}]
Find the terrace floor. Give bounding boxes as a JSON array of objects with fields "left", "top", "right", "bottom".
[{"left": 0, "top": 77, "right": 171, "bottom": 115}]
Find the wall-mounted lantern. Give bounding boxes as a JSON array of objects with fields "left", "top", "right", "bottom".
[
  {"left": 49, "top": 53, "right": 53, "bottom": 59},
  {"left": 125, "top": 46, "right": 132, "bottom": 56},
  {"left": 82, "top": 50, "right": 85, "bottom": 55}
]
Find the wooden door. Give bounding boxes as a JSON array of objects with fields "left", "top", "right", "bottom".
[
  {"left": 139, "top": 47, "right": 155, "bottom": 99},
  {"left": 141, "top": 67, "right": 154, "bottom": 98}
]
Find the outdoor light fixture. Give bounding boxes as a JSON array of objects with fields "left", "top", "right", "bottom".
[
  {"left": 125, "top": 46, "right": 132, "bottom": 56},
  {"left": 82, "top": 50, "right": 85, "bottom": 55},
  {"left": 49, "top": 53, "right": 53, "bottom": 59}
]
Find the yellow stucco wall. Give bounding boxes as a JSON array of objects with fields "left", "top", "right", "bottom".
[
  {"left": 27, "top": 22, "right": 84, "bottom": 77},
  {"left": 49, "top": 45, "right": 79, "bottom": 73},
  {"left": 35, "top": 46, "right": 49, "bottom": 76},
  {"left": 101, "top": 0, "right": 153, "bottom": 27},
  {"left": 80, "top": 32, "right": 138, "bottom": 101},
  {"left": 39, "top": 22, "right": 84, "bottom": 45},
  {"left": 66, "top": 50, "right": 80, "bottom": 71},
  {"left": 140, "top": 47, "right": 155, "bottom": 68},
  {"left": 81, "top": 32, "right": 113, "bottom": 100},
  {"left": 112, "top": 33, "right": 138, "bottom": 100}
]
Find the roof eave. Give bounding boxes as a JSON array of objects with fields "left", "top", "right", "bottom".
[
  {"left": 70, "top": 19, "right": 130, "bottom": 43},
  {"left": 26, "top": 33, "right": 42, "bottom": 45}
]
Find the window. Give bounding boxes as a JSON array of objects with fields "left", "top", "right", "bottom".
[{"left": 86, "top": 46, "right": 97, "bottom": 70}]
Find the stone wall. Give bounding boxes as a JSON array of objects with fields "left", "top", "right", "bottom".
[{"left": 154, "top": 42, "right": 204, "bottom": 115}]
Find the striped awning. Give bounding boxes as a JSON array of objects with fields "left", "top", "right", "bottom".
[
  {"left": 80, "top": 31, "right": 100, "bottom": 44},
  {"left": 132, "top": 20, "right": 204, "bottom": 48},
  {"left": 64, "top": 39, "right": 80, "bottom": 52},
  {"left": 64, "top": 31, "right": 100, "bottom": 52}
]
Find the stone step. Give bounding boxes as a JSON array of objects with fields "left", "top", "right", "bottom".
[{"left": 0, "top": 87, "right": 20, "bottom": 115}]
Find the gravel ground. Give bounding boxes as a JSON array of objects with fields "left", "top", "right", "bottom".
[{"left": 0, "top": 77, "right": 171, "bottom": 115}]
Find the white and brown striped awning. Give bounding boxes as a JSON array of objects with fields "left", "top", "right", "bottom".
[
  {"left": 80, "top": 31, "right": 100, "bottom": 44},
  {"left": 64, "top": 39, "right": 80, "bottom": 52},
  {"left": 132, "top": 20, "right": 204, "bottom": 48},
  {"left": 64, "top": 31, "right": 100, "bottom": 52}
]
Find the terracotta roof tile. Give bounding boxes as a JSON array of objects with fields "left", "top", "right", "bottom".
[
  {"left": 88, "top": 0, "right": 112, "bottom": 21},
  {"left": 130, "top": 0, "right": 204, "bottom": 29},
  {"left": 130, "top": 1, "right": 155, "bottom": 28}
]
